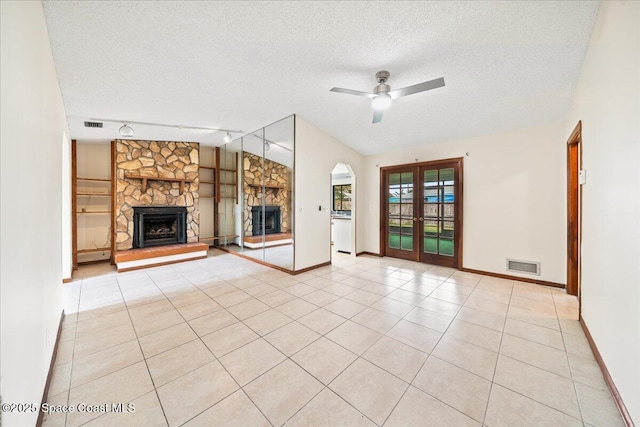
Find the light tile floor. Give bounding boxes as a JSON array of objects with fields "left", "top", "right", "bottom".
[{"left": 44, "top": 250, "right": 624, "bottom": 426}]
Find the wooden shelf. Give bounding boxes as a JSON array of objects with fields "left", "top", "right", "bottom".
[
  {"left": 199, "top": 165, "right": 215, "bottom": 170},
  {"left": 77, "top": 211, "right": 110, "bottom": 215},
  {"left": 248, "top": 183, "right": 286, "bottom": 190},
  {"left": 78, "top": 247, "right": 110, "bottom": 254},
  {"left": 219, "top": 168, "right": 237, "bottom": 173},
  {"left": 200, "top": 235, "right": 238, "bottom": 241},
  {"left": 125, "top": 174, "right": 195, "bottom": 194},
  {"left": 78, "top": 177, "right": 110, "bottom": 182},
  {"left": 77, "top": 192, "right": 110, "bottom": 196},
  {"left": 200, "top": 180, "right": 215, "bottom": 184}
]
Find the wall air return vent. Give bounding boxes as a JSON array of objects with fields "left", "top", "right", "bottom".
[
  {"left": 83, "top": 121, "right": 103, "bottom": 128},
  {"left": 506, "top": 259, "right": 541, "bottom": 276}
]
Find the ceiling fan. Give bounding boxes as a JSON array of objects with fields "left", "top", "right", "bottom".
[{"left": 330, "top": 70, "right": 445, "bottom": 123}]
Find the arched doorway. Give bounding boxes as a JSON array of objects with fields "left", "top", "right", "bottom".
[{"left": 331, "top": 163, "right": 356, "bottom": 262}]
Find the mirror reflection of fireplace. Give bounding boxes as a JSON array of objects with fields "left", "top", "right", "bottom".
[{"left": 251, "top": 206, "right": 281, "bottom": 236}]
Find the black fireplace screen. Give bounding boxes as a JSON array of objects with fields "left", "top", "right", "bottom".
[
  {"left": 133, "top": 206, "right": 187, "bottom": 248},
  {"left": 251, "top": 206, "right": 281, "bottom": 236}
]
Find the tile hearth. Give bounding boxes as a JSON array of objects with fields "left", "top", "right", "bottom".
[{"left": 44, "top": 250, "right": 623, "bottom": 426}]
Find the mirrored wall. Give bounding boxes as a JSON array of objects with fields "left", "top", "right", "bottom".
[{"left": 218, "top": 115, "right": 294, "bottom": 270}]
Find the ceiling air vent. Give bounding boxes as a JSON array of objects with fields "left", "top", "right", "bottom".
[
  {"left": 83, "top": 121, "right": 103, "bottom": 128},
  {"left": 506, "top": 259, "right": 540, "bottom": 276}
]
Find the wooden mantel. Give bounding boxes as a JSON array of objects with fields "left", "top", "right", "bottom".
[
  {"left": 125, "top": 174, "right": 195, "bottom": 194},
  {"left": 248, "top": 183, "right": 286, "bottom": 194}
]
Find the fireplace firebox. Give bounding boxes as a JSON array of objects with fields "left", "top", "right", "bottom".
[
  {"left": 133, "top": 206, "right": 187, "bottom": 248},
  {"left": 251, "top": 206, "right": 281, "bottom": 236}
]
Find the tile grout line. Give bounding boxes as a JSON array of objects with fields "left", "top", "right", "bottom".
[
  {"left": 112, "top": 270, "right": 172, "bottom": 427},
  {"left": 481, "top": 279, "right": 514, "bottom": 426},
  {"left": 150, "top": 267, "right": 277, "bottom": 426},
  {"left": 61, "top": 274, "right": 85, "bottom": 427}
]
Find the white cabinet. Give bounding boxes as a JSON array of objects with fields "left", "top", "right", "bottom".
[{"left": 333, "top": 217, "right": 351, "bottom": 253}]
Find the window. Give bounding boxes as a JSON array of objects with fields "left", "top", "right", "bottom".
[{"left": 333, "top": 184, "right": 352, "bottom": 213}]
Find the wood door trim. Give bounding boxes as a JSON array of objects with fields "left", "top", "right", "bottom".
[
  {"left": 110, "top": 140, "right": 116, "bottom": 264},
  {"left": 566, "top": 121, "right": 582, "bottom": 297},
  {"left": 71, "top": 140, "right": 77, "bottom": 270}
]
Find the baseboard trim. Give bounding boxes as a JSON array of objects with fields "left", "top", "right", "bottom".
[
  {"left": 460, "top": 267, "right": 565, "bottom": 288},
  {"left": 356, "top": 251, "right": 382, "bottom": 257},
  {"left": 36, "top": 310, "right": 65, "bottom": 427},
  {"left": 293, "top": 261, "right": 331, "bottom": 275},
  {"left": 116, "top": 256, "right": 207, "bottom": 273},
  {"left": 219, "top": 247, "right": 295, "bottom": 275},
  {"left": 579, "top": 316, "right": 635, "bottom": 427}
]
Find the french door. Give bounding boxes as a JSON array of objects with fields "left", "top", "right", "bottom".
[{"left": 381, "top": 158, "right": 463, "bottom": 268}]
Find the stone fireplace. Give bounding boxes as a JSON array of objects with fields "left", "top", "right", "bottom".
[
  {"left": 133, "top": 206, "right": 187, "bottom": 248},
  {"left": 115, "top": 140, "right": 199, "bottom": 251}
]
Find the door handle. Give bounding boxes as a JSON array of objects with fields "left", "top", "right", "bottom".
[
  {"left": 419, "top": 217, "right": 424, "bottom": 221},
  {"left": 413, "top": 217, "right": 417, "bottom": 222}
]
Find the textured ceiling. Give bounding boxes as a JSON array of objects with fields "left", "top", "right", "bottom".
[{"left": 43, "top": 1, "right": 600, "bottom": 155}]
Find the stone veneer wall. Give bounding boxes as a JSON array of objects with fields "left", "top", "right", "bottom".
[
  {"left": 243, "top": 152, "right": 290, "bottom": 235},
  {"left": 115, "top": 140, "right": 199, "bottom": 250}
]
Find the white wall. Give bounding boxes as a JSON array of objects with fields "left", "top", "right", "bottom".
[
  {"left": 566, "top": 1, "right": 639, "bottom": 422},
  {"left": 294, "top": 116, "right": 364, "bottom": 270},
  {"left": 1, "top": 2, "right": 67, "bottom": 426},
  {"left": 363, "top": 122, "right": 567, "bottom": 284}
]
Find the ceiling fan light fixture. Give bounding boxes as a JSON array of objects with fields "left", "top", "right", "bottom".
[
  {"left": 223, "top": 132, "right": 232, "bottom": 143},
  {"left": 372, "top": 92, "right": 392, "bottom": 111},
  {"left": 119, "top": 123, "right": 134, "bottom": 138}
]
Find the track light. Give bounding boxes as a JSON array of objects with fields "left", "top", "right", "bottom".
[
  {"left": 223, "top": 132, "right": 232, "bottom": 143},
  {"left": 119, "top": 123, "right": 134, "bottom": 137},
  {"left": 372, "top": 92, "right": 392, "bottom": 111}
]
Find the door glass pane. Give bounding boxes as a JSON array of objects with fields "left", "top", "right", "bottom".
[
  {"left": 439, "top": 238, "right": 454, "bottom": 256},
  {"left": 388, "top": 171, "right": 413, "bottom": 252},
  {"left": 440, "top": 168, "right": 454, "bottom": 183},
  {"left": 422, "top": 167, "right": 456, "bottom": 256},
  {"left": 439, "top": 168, "right": 454, "bottom": 256},
  {"left": 389, "top": 173, "right": 401, "bottom": 185},
  {"left": 424, "top": 236, "right": 438, "bottom": 254},
  {"left": 401, "top": 235, "right": 413, "bottom": 250},
  {"left": 423, "top": 168, "right": 439, "bottom": 254},
  {"left": 424, "top": 169, "right": 438, "bottom": 187}
]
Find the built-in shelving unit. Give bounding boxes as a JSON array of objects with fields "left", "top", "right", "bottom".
[
  {"left": 199, "top": 147, "right": 238, "bottom": 247},
  {"left": 72, "top": 141, "right": 113, "bottom": 269}
]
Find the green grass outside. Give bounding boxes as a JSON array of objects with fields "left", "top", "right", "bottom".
[{"left": 388, "top": 235, "right": 454, "bottom": 256}]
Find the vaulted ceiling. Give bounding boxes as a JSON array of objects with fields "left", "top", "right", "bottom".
[{"left": 43, "top": 1, "right": 600, "bottom": 155}]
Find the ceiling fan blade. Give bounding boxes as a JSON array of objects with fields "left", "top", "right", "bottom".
[
  {"left": 330, "top": 87, "right": 376, "bottom": 98},
  {"left": 389, "top": 77, "right": 445, "bottom": 99},
  {"left": 372, "top": 110, "right": 383, "bottom": 124}
]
